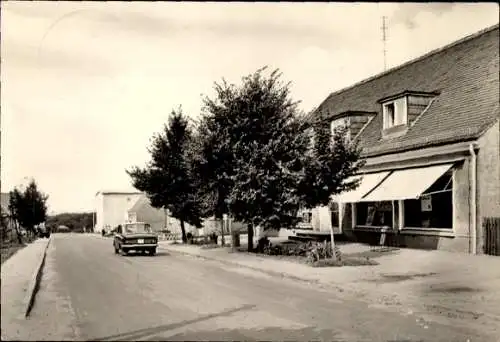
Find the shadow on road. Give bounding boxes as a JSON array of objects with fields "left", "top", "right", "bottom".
[
  {"left": 91, "top": 304, "right": 257, "bottom": 341},
  {"left": 121, "top": 251, "right": 171, "bottom": 257},
  {"left": 148, "top": 326, "right": 348, "bottom": 341}
]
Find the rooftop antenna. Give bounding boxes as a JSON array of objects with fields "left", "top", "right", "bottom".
[{"left": 382, "top": 16, "right": 388, "bottom": 71}]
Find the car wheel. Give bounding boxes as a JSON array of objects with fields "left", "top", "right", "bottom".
[
  {"left": 149, "top": 248, "right": 156, "bottom": 256},
  {"left": 122, "top": 248, "right": 128, "bottom": 256}
]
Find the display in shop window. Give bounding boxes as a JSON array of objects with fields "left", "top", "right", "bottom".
[
  {"left": 329, "top": 201, "right": 340, "bottom": 227},
  {"left": 421, "top": 195, "right": 432, "bottom": 212},
  {"left": 366, "top": 205, "right": 376, "bottom": 225}
]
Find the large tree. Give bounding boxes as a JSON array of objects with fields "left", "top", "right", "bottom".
[
  {"left": 9, "top": 180, "right": 49, "bottom": 239},
  {"left": 200, "top": 67, "right": 363, "bottom": 253},
  {"left": 7, "top": 189, "right": 24, "bottom": 243},
  {"left": 127, "top": 108, "right": 203, "bottom": 243},
  {"left": 194, "top": 85, "right": 241, "bottom": 247}
]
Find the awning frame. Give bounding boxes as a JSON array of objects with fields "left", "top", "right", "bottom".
[{"left": 359, "top": 163, "right": 455, "bottom": 203}]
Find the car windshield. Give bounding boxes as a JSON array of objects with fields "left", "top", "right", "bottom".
[{"left": 124, "top": 223, "right": 151, "bottom": 234}]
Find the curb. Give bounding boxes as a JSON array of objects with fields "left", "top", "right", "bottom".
[{"left": 22, "top": 237, "right": 51, "bottom": 318}]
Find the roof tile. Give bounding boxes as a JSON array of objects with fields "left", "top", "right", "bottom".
[{"left": 315, "top": 25, "right": 499, "bottom": 157}]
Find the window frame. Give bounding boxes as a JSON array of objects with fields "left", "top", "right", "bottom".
[
  {"left": 402, "top": 170, "right": 454, "bottom": 231},
  {"left": 352, "top": 168, "right": 455, "bottom": 234},
  {"left": 297, "top": 208, "right": 313, "bottom": 226},
  {"left": 382, "top": 97, "right": 408, "bottom": 130}
]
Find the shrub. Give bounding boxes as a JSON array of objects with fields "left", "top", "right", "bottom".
[
  {"left": 186, "top": 232, "right": 194, "bottom": 244},
  {"left": 258, "top": 240, "right": 341, "bottom": 262},
  {"left": 257, "top": 237, "right": 271, "bottom": 253},
  {"left": 209, "top": 232, "right": 218, "bottom": 244},
  {"left": 305, "top": 241, "right": 332, "bottom": 263}
]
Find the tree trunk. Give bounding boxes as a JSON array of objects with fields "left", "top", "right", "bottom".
[
  {"left": 330, "top": 226, "right": 337, "bottom": 261},
  {"left": 220, "top": 218, "right": 225, "bottom": 246},
  {"left": 180, "top": 220, "right": 187, "bottom": 243},
  {"left": 16, "top": 230, "right": 23, "bottom": 244},
  {"left": 228, "top": 215, "right": 236, "bottom": 251},
  {"left": 14, "top": 220, "right": 23, "bottom": 244},
  {"left": 247, "top": 223, "right": 254, "bottom": 252}
]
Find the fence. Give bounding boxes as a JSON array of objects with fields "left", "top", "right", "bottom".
[
  {"left": 158, "top": 232, "right": 181, "bottom": 241},
  {"left": 483, "top": 217, "right": 500, "bottom": 256}
]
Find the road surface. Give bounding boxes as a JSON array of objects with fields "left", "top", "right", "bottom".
[{"left": 21, "top": 234, "right": 496, "bottom": 341}]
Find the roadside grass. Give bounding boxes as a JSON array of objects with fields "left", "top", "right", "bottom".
[
  {"left": 1, "top": 241, "right": 26, "bottom": 265},
  {"left": 234, "top": 246, "right": 311, "bottom": 264},
  {"left": 312, "top": 257, "right": 379, "bottom": 268}
]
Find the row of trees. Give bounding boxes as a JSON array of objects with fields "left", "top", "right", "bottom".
[
  {"left": 7, "top": 179, "right": 48, "bottom": 243},
  {"left": 46, "top": 212, "right": 95, "bottom": 233},
  {"left": 127, "top": 67, "right": 364, "bottom": 255}
]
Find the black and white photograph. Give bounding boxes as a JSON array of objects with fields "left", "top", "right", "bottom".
[{"left": 1, "top": 2, "right": 499, "bottom": 341}]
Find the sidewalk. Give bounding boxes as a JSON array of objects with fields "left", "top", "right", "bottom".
[
  {"left": 160, "top": 241, "right": 500, "bottom": 335},
  {"left": 1, "top": 238, "right": 51, "bottom": 340}
]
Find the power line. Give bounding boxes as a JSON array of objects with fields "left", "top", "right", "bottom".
[{"left": 382, "top": 16, "right": 388, "bottom": 71}]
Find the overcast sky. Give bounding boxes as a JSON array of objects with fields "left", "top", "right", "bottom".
[{"left": 1, "top": 2, "right": 499, "bottom": 214}]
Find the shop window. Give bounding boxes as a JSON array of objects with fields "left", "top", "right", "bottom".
[
  {"left": 356, "top": 201, "right": 393, "bottom": 227},
  {"left": 404, "top": 171, "right": 453, "bottom": 229},
  {"left": 298, "top": 209, "right": 312, "bottom": 224},
  {"left": 329, "top": 201, "right": 340, "bottom": 227}
]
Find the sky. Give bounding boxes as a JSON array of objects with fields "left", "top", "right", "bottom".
[{"left": 1, "top": 2, "right": 499, "bottom": 214}]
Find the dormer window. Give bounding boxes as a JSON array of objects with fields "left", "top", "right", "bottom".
[
  {"left": 382, "top": 97, "right": 407, "bottom": 130},
  {"left": 378, "top": 91, "right": 439, "bottom": 138}
]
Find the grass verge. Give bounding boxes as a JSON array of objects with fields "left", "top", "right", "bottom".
[
  {"left": 1, "top": 243, "right": 26, "bottom": 265},
  {"left": 312, "top": 257, "right": 379, "bottom": 268}
]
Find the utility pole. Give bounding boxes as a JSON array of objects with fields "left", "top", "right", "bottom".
[{"left": 382, "top": 16, "right": 388, "bottom": 71}]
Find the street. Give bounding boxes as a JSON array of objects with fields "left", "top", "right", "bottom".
[{"left": 18, "top": 234, "right": 495, "bottom": 341}]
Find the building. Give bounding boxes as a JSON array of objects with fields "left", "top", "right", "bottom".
[
  {"left": 308, "top": 24, "right": 499, "bottom": 254},
  {"left": 126, "top": 194, "right": 167, "bottom": 232},
  {"left": 125, "top": 194, "right": 246, "bottom": 237},
  {"left": 96, "top": 191, "right": 215, "bottom": 236},
  {"left": 125, "top": 194, "right": 198, "bottom": 235},
  {"left": 94, "top": 190, "right": 143, "bottom": 233}
]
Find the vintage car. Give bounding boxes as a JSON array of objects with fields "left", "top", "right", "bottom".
[{"left": 113, "top": 222, "right": 158, "bottom": 256}]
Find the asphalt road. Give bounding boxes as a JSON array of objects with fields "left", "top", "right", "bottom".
[{"left": 24, "top": 234, "right": 495, "bottom": 341}]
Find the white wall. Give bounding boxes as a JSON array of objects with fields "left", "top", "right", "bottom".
[
  {"left": 95, "top": 192, "right": 142, "bottom": 232},
  {"left": 95, "top": 193, "right": 104, "bottom": 232}
]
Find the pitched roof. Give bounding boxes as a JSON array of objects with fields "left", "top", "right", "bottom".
[
  {"left": 315, "top": 24, "right": 499, "bottom": 157},
  {"left": 95, "top": 190, "right": 143, "bottom": 196},
  {"left": 128, "top": 194, "right": 149, "bottom": 213}
]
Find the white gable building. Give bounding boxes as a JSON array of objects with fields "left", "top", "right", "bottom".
[{"left": 94, "top": 190, "right": 143, "bottom": 233}]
